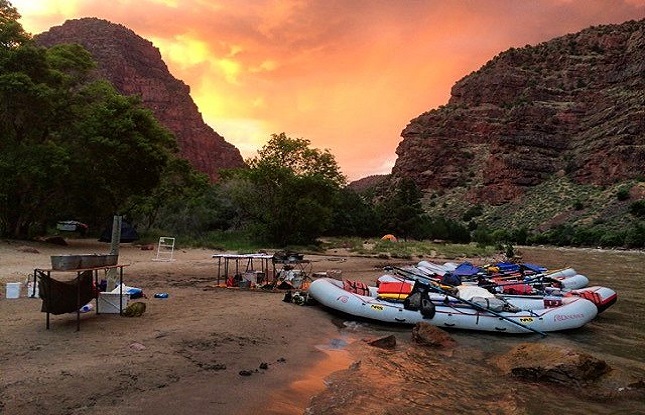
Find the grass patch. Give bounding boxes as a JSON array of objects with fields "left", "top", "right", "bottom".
[{"left": 137, "top": 232, "right": 501, "bottom": 260}]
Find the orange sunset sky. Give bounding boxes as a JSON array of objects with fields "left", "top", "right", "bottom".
[{"left": 11, "top": 0, "right": 645, "bottom": 181}]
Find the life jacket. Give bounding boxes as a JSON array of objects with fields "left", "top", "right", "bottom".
[
  {"left": 343, "top": 279, "right": 370, "bottom": 296},
  {"left": 377, "top": 281, "right": 413, "bottom": 300}
]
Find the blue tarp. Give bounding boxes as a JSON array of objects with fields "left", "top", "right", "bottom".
[
  {"left": 453, "top": 262, "right": 482, "bottom": 276},
  {"left": 495, "top": 262, "right": 521, "bottom": 273},
  {"left": 522, "top": 263, "right": 548, "bottom": 273}
]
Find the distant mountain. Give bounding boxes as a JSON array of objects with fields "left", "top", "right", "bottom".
[
  {"left": 35, "top": 18, "right": 245, "bottom": 182},
  {"left": 347, "top": 174, "right": 389, "bottom": 193},
  {"left": 394, "top": 18, "right": 645, "bottom": 203},
  {"left": 385, "top": 18, "right": 645, "bottom": 232}
]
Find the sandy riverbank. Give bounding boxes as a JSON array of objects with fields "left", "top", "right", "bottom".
[{"left": 0, "top": 238, "right": 411, "bottom": 414}]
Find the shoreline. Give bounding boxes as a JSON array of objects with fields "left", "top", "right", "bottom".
[{"left": 2, "top": 238, "right": 643, "bottom": 414}]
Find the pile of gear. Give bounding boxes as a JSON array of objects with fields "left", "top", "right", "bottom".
[{"left": 282, "top": 290, "right": 314, "bottom": 306}]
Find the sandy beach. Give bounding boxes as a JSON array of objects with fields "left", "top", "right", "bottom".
[
  {"left": 0, "top": 238, "right": 410, "bottom": 415},
  {"left": 2, "top": 239, "right": 644, "bottom": 415}
]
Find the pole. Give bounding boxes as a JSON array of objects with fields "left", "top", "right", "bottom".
[{"left": 106, "top": 215, "right": 122, "bottom": 291}]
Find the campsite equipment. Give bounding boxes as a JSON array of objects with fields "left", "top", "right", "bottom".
[
  {"left": 154, "top": 293, "right": 169, "bottom": 298},
  {"left": 97, "top": 292, "right": 129, "bottom": 313},
  {"left": 500, "top": 285, "right": 617, "bottom": 314},
  {"left": 27, "top": 281, "right": 39, "bottom": 298},
  {"left": 416, "top": 260, "right": 589, "bottom": 290},
  {"left": 308, "top": 277, "right": 599, "bottom": 334},
  {"left": 153, "top": 236, "right": 175, "bottom": 261},
  {"left": 56, "top": 220, "right": 88, "bottom": 235},
  {"left": 50, "top": 254, "right": 118, "bottom": 270},
  {"left": 396, "top": 263, "right": 615, "bottom": 315},
  {"left": 98, "top": 219, "right": 139, "bottom": 243},
  {"left": 34, "top": 264, "right": 129, "bottom": 331},
  {"left": 78, "top": 303, "right": 93, "bottom": 313},
  {"left": 5, "top": 282, "right": 21, "bottom": 299},
  {"left": 397, "top": 261, "right": 615, "bottom": 313},
  {"left": 50, "top": 255, "right": 81, "bottom": 270}
]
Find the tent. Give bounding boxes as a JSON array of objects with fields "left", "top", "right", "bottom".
[
  {"left": 98, "top": 220, "right": 139, "bottom": 243},
  {"left": 381, "top": 234, "right": 398, "bottom": 242}
]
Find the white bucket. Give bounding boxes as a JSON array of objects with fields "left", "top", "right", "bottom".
[{"left": 5, "top": 282, "right": 21, "bottom": 299}]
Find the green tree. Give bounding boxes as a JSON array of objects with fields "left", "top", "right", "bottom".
[
  {"left": 325, "top": 188, "right": 379, "bottom": 237},
  {"left": 0, "top": 8, "right": 177, "bottom": 237},
  {"left": 248, "top": 132, "right": 345, "bottom": 187},
  {"left": 624, "top": 222, "right": 645, "bottom": 248},
  {"left": 0, "top": 1, "right": 29, "bottom": 49},
  {"left": 629, "top": 200, "right": 645, "bottom": 218},
  {"left": 462, "top": 204, "right": 483, "bottom": 222},
  {"left": 224, "top": 133, "right": 345, "bottom": 246},
  {"left": 376, "top": 178, "right": 424, "bottom": 241},
  {"left": 61, "top": 80, "right": 176, "bottom": 218},
  {"left": 616, "top": 186, "right": 630, "bottom": 201},
  {"left": 129, "top": 157, "right": 211, "bottom": 233}
]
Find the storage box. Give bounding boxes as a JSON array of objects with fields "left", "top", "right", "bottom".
[{"left": 97, "top": 292, "right": 130, "bottom": 314}]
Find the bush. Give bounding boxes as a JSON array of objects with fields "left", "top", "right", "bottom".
[
  {"left": 472, "top": 227, "right": 494, "bottom": 247},
  {"left": 599, "top": 231, "right": 625, "bottom": 247},
  {"left": 624, "top": 223, "right": 645, "bottom": 248},
  {"left": 616, "top": 187, "right": 630, "bottom": 201},
  {"left": 462, "top": 205, "right": 483, "bottom": 222},
  {"left": 629, "top": 201, "right": 645, "bottom": 218}
]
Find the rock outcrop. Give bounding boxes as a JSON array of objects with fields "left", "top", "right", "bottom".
[
  {"left": 35, "top": 18, "right": 245, "bottom": 182},
  {"left": 393, "top": 19, "right": 645, "bottom": 204},
  {"left": 492, "top": 342, "right": 645, "bottom": 402},
  {"left": 411, "top": 322, "right": 457, "bottom": 349},
  {"left": 494, "top": 343, "right": 611, "bottom": 386},
  {"left": 347, "top": 174, "right": 389, "bottom": 193}
]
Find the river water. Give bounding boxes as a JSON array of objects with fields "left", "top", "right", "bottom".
[{"left": 305, "top": 247, "right": 645, "bottom": 415}]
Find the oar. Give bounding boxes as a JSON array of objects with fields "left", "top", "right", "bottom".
[
  {"left": 389, "top": 266, "right": 548, "bottom": 337},
  {"left": 477, "top": 274, "right": 552, "bottom": 291},
  {"left": 385, "top": 266, "right": 442, "bottom": 284}
]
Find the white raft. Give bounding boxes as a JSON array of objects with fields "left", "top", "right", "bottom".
[
  {"left": 543, "top": 268, "right": 589, "bottom": 290},
  {"left": 501, "top": 285, "right": 618, "bottom": 314},
  {"left": 411, "top": 262, "right": 589, "bottom": 291},
  {"left": 308, "top": 278, "right": 598, "bottom": 334}
]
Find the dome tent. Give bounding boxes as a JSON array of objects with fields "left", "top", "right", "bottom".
[{"left": 98, "top": 219, "right": 139, "bottom": 243}]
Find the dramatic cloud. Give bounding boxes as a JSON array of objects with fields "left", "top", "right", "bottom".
[{"left": 12, "top": 0, "right": 645, "bottom": 180}]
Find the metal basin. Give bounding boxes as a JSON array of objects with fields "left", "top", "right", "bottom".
[{"left": 51, "top": 254, "right": 118, "bottom": 270}]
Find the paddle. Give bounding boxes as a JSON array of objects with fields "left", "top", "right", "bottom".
[
  {"left": 477, "top": 274, "right": 550, "bottom": 290},
  {"left": 388, "top": 266, "right": 548, "bottom": 337}
]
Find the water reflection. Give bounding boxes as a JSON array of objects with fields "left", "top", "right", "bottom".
[{"left": 261, "top": 339, "right": 354, "bottom": 415}]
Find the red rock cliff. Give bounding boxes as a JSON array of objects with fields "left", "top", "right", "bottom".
[
  {"left": 35, "top": 18, "right": 246, "bottom": 182},
  {"left": 393, "top": 19, "right": 645, "bottom": 204}
]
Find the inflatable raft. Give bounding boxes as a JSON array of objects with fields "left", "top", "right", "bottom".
[
  {"left": 415, "top": 261, "right": 590, "bottom": 291},
  {"left": 496, "top": 285, "right": 617, "bottom": 314},
  {"left": 308, "top": 278, "right": 599, "bottom": 334},
  {"left": 378, "top": 272, "right": 616, "bottom": 314}
]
